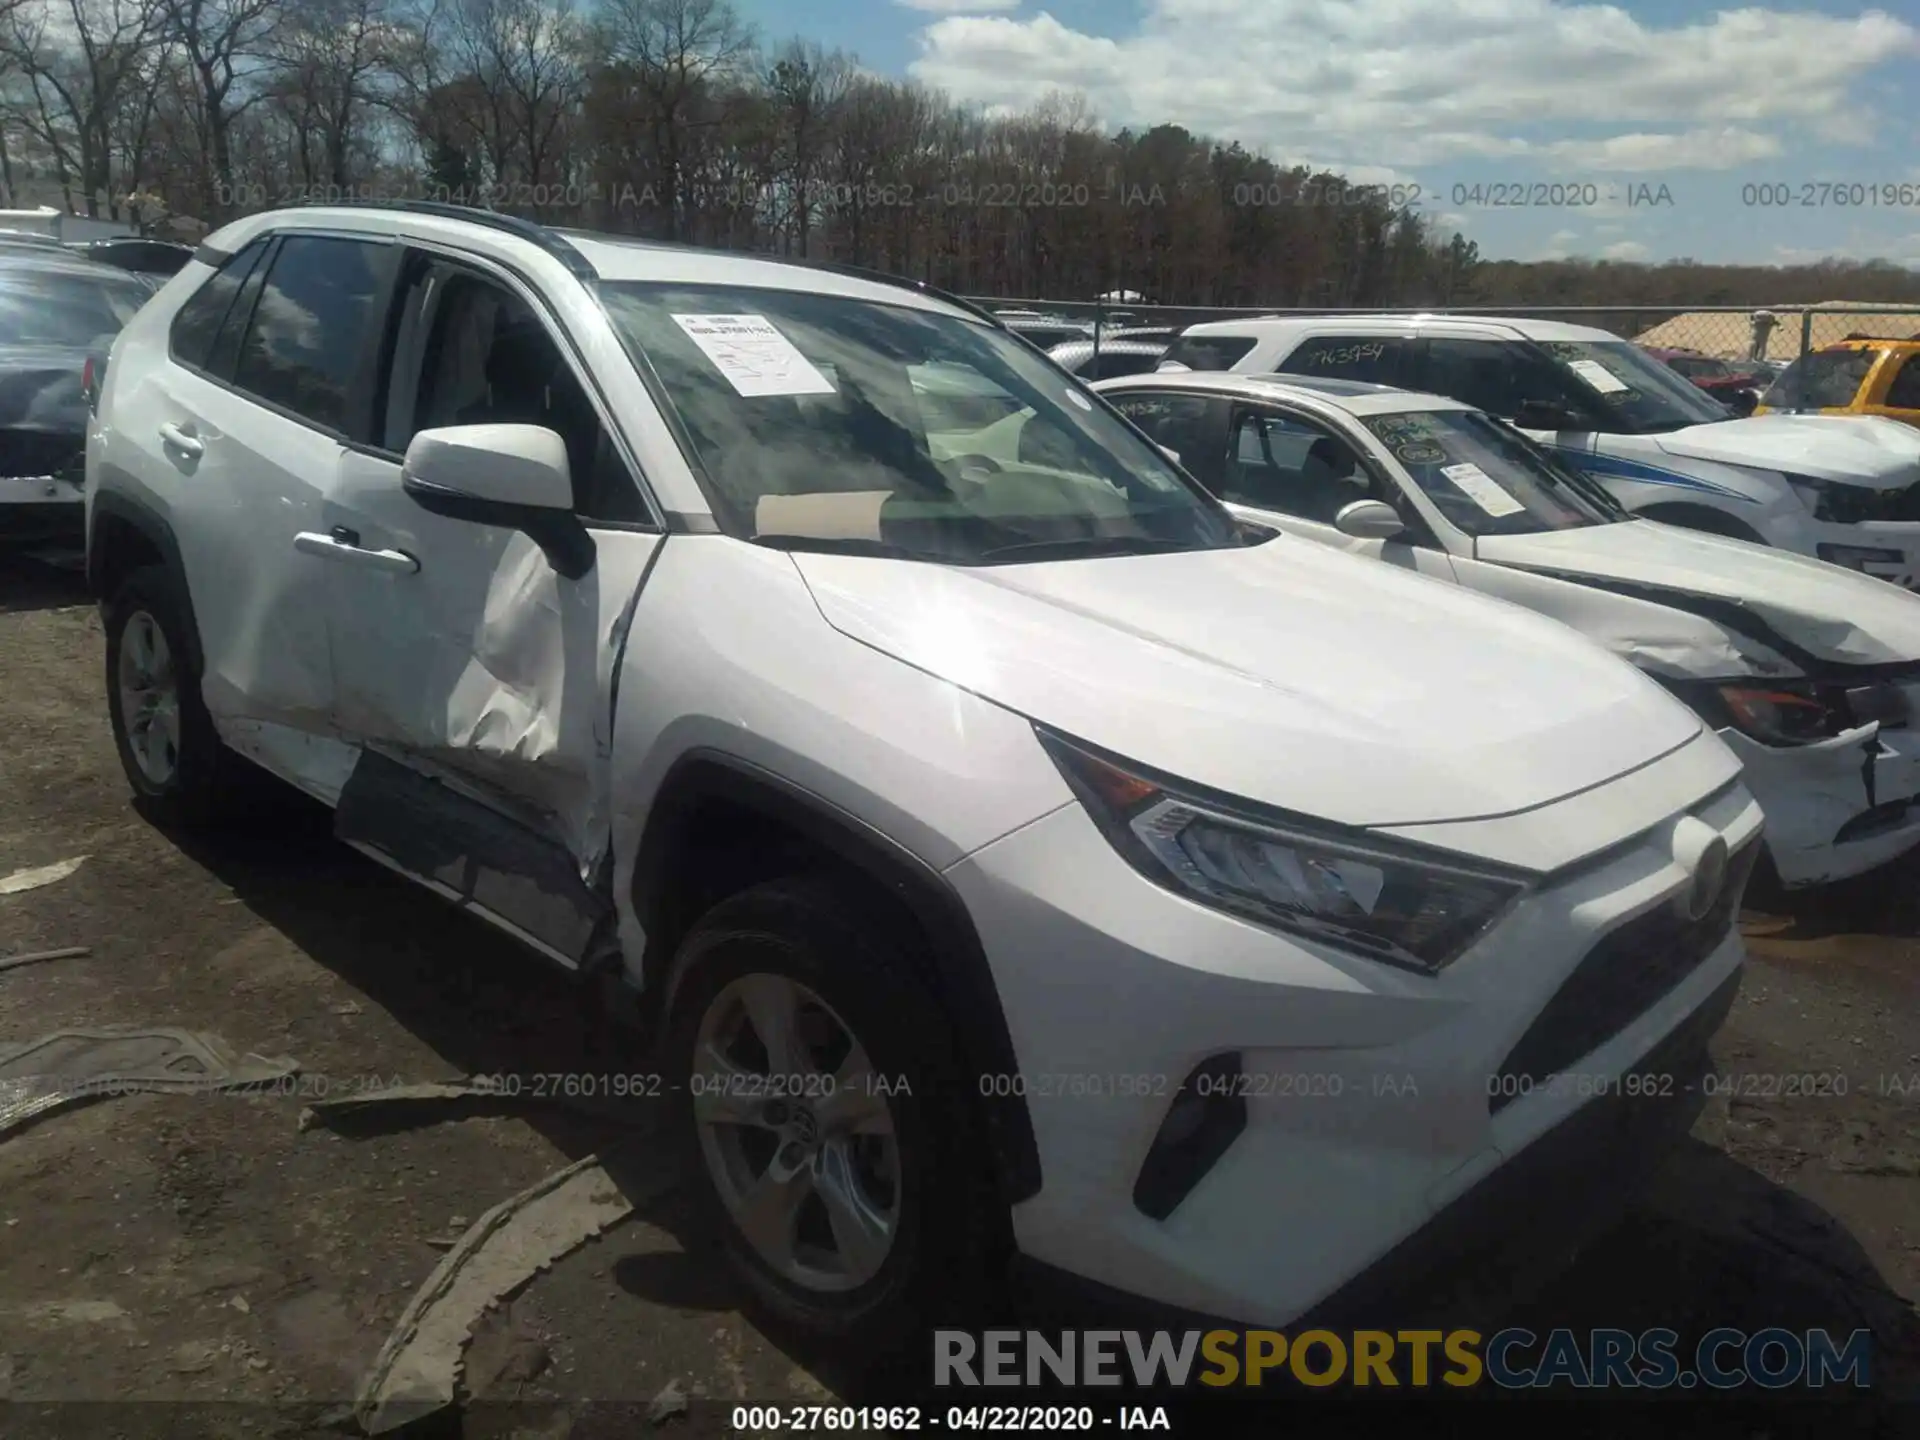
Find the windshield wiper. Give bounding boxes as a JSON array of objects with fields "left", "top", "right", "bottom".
[
  {"left": 751, "top": 534, "right": 943, "bottom": 561},
  {"left": 970, "top": 534, "right": 1202, "bottom": 565}
]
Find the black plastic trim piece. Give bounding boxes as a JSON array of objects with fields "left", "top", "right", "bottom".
[
  {"left": 192, "top": 242, "right": 232, "bottom": 267},
  {"left": 335, "top": 749, "right": 609, "bottom": 963},
  {"left": 349, "top": 201, "right": 597, "bottom": 280},
  {"left": 86, "top": 492, "right": 205, "bottom": 678},
  {"left": 632, "top": 750, "right": 1043, "bottom": 1204}
]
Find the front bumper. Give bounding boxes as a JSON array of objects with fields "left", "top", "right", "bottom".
[
  {"left": 1721, "top": 719, "right": 1920, "bottom": 886},
  {"left": 947, "top": 771, "right": 1761, "bottom": 1325},
  {"left": 0, "top": 475, "right": 85, "bottom": 544}
]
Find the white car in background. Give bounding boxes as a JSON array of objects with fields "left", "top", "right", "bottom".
[
  {"left": 1097, "top": 371, "right": 1920, "bottom": 889},
  {"left": 1159, "top": 315, "right": 1920, "bottom": 589}
]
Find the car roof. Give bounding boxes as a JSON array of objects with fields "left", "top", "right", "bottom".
[
  {"left": 0, "top": 248, "right": 155, "bottom": 284},
  {"left": 1097, "top": 369, "right": 1474, "bottom": 417},
  {"left": 1179, "top": 312, "right": 1621, "bottom": 343},
  {"left": 201, "top": 206, "right": 991, "bottom": 323},
  {"left": 1821, "top": 337, "right": 1920, "bottom": 352}
]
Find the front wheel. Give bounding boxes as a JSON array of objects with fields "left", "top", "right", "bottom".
[{"left": 661, "top": 877, "right": 995, "bottom": 1354}]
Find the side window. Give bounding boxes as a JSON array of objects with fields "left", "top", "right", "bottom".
[
  {"left": 1107, "top": 392, "right": 1225, "bottom": 491},
  {"left": 1159, "top": 334, "right": 1257, "bottom": 371},
  {"left": 1274, "top": 335, "right": 1407, "bottom": 385},
  {"left": 403, "top": 268, "right": 645, "bottom": 523},
  {"left": 1884, "top": 357, "right": 1920, "bottom": 409},
  {"left": 1416, "top": 338, "right": 1569, "bottom": 419},
  {"left": 231, "top": 235, "right": 394, "bottom": 433},
  {"left": 1221, "top": 408, "right": 1373, "bottom": 521},
  {"left": 167, "top": 240, "right": 266, "bottom": 370}
]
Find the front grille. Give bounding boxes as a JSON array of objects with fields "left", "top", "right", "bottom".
[
  {"left": 0, "top": 429, "right": 82, "bottom": 480},
  {"left": 1490, "top": 837, "right": 1759, "bottom": 1113}
]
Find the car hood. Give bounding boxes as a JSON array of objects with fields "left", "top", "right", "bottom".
[
  {"left": 1653, "top": 412, "right": 1920, "bottom": 488},
  {"left": 792, "top": 538, "right": 1705, "bottom": 829},
  {"left": 1476, "top": 520, "right": 1920, "bottom": 666},
  {"left": 0, "top": 344, "right": 90, "bottom": 433}
]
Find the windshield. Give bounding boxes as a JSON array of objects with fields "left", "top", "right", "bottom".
[
  {"left": 1364, "top": 407, "right": 1622, "bottom": 537},
  {"left": 1761, "top": 348, "right": 1878, "bottom": 410},
  {"left": 0, "top": 265, "right": 148, "bottom": 348},
  {"left": 1537, "top": 340, "right": 1730, "bottom": 433},
  {"left": 598, "top": 283, "right": 1243, "bottom": 562}
]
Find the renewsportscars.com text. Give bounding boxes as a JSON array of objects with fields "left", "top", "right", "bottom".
[{"left": 933, "top": 1328, "right": 1872, "bottom": 1389}]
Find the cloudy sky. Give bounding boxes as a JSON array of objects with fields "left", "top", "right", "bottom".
[{"left": 730, "top": 0, "right": 1920, "bottom": 265}]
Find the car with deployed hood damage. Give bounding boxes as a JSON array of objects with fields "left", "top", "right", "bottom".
[
  {"left": 88, "top": 203, "right": 1760, "bottom": 1343},
  {"left": 1098, "top": 369, "right": 1920, "bottom": 888},
  {"left": 1160, "top": 314, "right": 1920, "bottom": 589}
]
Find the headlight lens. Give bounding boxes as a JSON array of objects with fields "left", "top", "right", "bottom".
[
  {"left": 1788, "top": 472, "right": 1912, "bottom": 526},
  {"left": 1038, "top": 729, "right": 1529, "bottom": 975},
  {"left": 1717, "top": 681, "right": 1850, "bottom": 745}
]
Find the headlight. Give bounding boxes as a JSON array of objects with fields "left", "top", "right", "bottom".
[
  {"left": 1716, "top": 681, "right": 1850, "bottom": 746},
  {"left": 1037, "top": 729, "right": 1530, "bottom": 975},
  {"left": 1817, "top": 543, "right": 1905, "bottom": 571},
  {"left": 1787, "top": 472, "right": 1912, "bottom": 526}
]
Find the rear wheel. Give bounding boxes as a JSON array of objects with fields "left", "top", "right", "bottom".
[
  {"left": 103, "top": 564, "right": 250, "bottom": 828},
  {"left": 661, "top": 877, "right": 995, "bottom": 1354}
]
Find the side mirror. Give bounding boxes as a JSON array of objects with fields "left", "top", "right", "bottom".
[
  {"left": 1158, "top": 444, "right": 1182, "bottom": 464},
  {"left": 1334, "top": 498, "right": 1406, "bottom": 540},
  {"left": 402, "top": 423, "right": 594, "bottom": 579},
  {"left": 1727, "top": 388, "right": 1760, "bottom": 418},
  {"left": 1514, "top": 399, "right": 1581, "bottom": 431}
]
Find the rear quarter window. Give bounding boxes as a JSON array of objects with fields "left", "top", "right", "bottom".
[{"left": 1275, "top": 335, "right": 1409, "bottom": 384}]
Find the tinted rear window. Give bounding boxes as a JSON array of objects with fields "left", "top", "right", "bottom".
[
  {"left": 1160, "top": 334, "right": 1258, "bottom": 371},
  {"left": 0, "top": 264, "right": 149, "bottom": 348}
]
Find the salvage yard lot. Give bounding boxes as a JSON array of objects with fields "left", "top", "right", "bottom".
[{"left": 2, "top": 557, "right": 1919, "bottom": 1430}]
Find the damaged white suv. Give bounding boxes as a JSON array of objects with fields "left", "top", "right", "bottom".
[{"left": 86, "top": 205, "right": 1760, "bottom": 1343}]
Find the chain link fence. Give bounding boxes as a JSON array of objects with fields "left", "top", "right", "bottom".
[{"left": 966, "top": 297, "right": 1920, "bottom": 395}]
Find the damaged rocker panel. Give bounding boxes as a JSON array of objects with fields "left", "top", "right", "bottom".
[{"left": 334, "top": 749, "right": 610, "bottom": 968}]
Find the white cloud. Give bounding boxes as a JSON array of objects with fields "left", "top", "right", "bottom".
[
  {"left": 1601, "top": 240, "right": 1650, "bottom": 261},
  {"left": 895, "top": 0, "right": 1019, "bottom": 12},
  {"left": 909, "top": 2, "right": 1918, "bottom": 172}
]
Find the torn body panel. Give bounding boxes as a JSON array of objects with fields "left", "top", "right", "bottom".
[
  {"left": 1722, "top": 723, "right": 1920, "bottom": 886},
  {"left": 316, "top": 449, "right": 664, "bottom": 879}
]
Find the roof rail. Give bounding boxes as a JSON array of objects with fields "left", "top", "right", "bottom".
[
  {"left": 297, "top": 199, "right": 597, "bottom": 280},
  {"left": 780, "top": 258, "right": 1009, "bottom": 329}
]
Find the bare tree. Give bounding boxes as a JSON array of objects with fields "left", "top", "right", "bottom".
[
  {"left": 2, "top": 0, "right": 169, "bottom": 216},
  {"left": 265, "top": 0, "right": 401, "bottom": 191},
  {"left": 761, "top": 38, "right": 845, "bottom": 256},
  {"left": 162, "top": 0, "right": 277, "bottom": 220},
  {"left": 593, "top": 0, "right": 749, "bottom": 240}
]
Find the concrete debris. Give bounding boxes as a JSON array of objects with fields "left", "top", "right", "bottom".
[
  {"left": 0, "top": 946, "right": 90, "bottom": 974},
  {"left": 0, "top": 856, "right": 87, "bottom": 895},
  {"left": 648, "top": 1378, "right": 689, "bottom": 1426},
  {"left": 0, "top": 1028, "right": 299, "bottom": 1139},
  {"left": 354, "top": 1148, "right": 663, "bottom": 1434}
]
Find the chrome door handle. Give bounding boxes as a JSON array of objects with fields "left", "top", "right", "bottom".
[
  {"left": 158, "top": 422, "right": 202, "bottom": 458},
  {"left": 294, "top": 531, "right": 420, "bottom": 574}
]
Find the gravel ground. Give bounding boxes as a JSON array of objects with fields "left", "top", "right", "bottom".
[{"left": 1, "top": 557, "right": 1917, "bottom": 1437}]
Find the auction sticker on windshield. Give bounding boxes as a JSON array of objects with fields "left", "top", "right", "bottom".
[
  {"left": 672, "top": 314, "right": 835, "bottom": 397},
  {"left": 1567, "top": 358, "right": 1629, "bottom": 394},
  {"left": 1440, "top": 460, "right": 1525, "bottom": 516}
]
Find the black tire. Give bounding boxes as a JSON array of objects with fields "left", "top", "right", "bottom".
[
  {"left": 660, "top": 876, "right": 996, "bottom": 1356},
  {"left": 1639, "top": 504, "right": 1768, "bottom": 545},
  {"left": 103, "top": 563, "right": 250, "bottom": 829}
]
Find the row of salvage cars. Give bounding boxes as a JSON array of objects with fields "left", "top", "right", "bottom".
[{"left": 1057, "top": 310, "right": 1920, "bottom": 889}]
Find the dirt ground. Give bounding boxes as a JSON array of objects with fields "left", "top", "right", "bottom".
[{"left": 2, "top": 555, "right": 1918, "bottom": 1436}]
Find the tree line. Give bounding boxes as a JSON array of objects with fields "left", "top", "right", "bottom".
[{"left": 1, "top": 0, "right": 1914, "bottom": 310}]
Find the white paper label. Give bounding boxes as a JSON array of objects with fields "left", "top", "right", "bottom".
[
  {"left": 672, "top": 314, "right": 835, "bottom": 397},
  {"left": 1440, "top": 461, "right": 1525, "bottom": 516},
  {"left": 1567, "top": 358, "right": 1629, "bottom": 393}
]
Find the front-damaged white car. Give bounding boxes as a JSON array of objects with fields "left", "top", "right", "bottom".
[
  {"left": 1098, "top": 370, "right": 1920, "bottom": 889},
  {"left": 87, "top": 208, "right": 1760, "bottom": 1345}
]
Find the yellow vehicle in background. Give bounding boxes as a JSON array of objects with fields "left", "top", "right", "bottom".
[{"left": 1758, "top": 336, "right": 1920, "bottom": 427}]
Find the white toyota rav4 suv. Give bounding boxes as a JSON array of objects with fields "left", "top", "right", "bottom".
[
  {"left": 86, "top": 204, "right": 1760, "bottom": 1344},
  {"left": 1163, "top": 315, "right": 1920, "bottom": 587}
]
